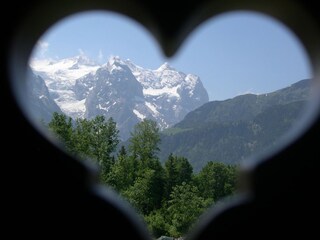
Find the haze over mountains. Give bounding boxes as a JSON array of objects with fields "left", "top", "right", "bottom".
[{"left": 30, "top": 55, "right": 209, "bottom": 139}]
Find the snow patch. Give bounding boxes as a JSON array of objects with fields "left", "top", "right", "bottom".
[
  {"left": 31, "top": 58, "right": 99, "bottom": 85},
  {"left": 133, "top": 109, "right": 146, "bottom": 120},
  {"left": 98, "top": 104, "right": 108, "bottom": 111},
  {"left": 185, "top": 74, "right": 199, "bottom": 97},
  {"left": 60, "top": 99, "right": 86, "bottom": 119},
  {"left": 143, "top": 86, "right": 180, "bottom": 98},
  {"left": 145, "top": 102, "right": 160, "bottom": 117}
]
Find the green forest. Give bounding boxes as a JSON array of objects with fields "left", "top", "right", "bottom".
[
  {"left": 47, "top": 112, "right": 238, "bottom": 238},
  {"left": 158, "top": 78, "right": 310, "bottom": 171}
]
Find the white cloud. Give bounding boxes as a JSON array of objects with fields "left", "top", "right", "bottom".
[
  {"left": 35, "top": 40, "right": 49, "bottom": 58},
  {"left": 98, "top": 49, "right": 104, "bottom": 63},
  {"left": 78, "top": 48, "right": 85, "bottom": 55},
  {"left": 38, "top": 40, "right": 49, "bottom": 49}
]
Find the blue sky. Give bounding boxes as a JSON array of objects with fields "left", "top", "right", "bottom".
[{"left": 32, "top": 10, "right": 313, "bottom": 100}]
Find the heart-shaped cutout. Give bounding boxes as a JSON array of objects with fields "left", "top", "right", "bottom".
[{"left": 26, "top": 10, "right": 312, "bottom": 238}]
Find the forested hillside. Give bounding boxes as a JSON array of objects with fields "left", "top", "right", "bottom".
[{"left": 159, "top": 79, "right": 310, "bottom": 172}]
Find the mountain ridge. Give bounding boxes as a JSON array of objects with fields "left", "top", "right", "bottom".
[
  {"left": 159, "top": 78, "right": 311, "bottom": 172},
  {"left": 30, "top": 55, "right": 209, "bottom": 139}
]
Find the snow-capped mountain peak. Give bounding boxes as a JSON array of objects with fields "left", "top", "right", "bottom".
[
  {"left": 74, "top": 55, "right": 97, "bottom": 66},
  {"left": 30, "top": 55, "right": 100, "bottom": 83},
  {"left": 107, "top": 55, "right": 122, "bottom": 65},
  {"left": 103, "top": 55, "right": 132, "bottom": 73},
  {"left": 30, "top": 55, "right": 100, "bottom": 118},
  {"left": 156, "top": 62, "right": 175, "bottom": 72},
  {"left": 30, "top": 55, "right": 209, "bottom": 140}
]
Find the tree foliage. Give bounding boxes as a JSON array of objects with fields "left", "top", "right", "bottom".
[
  {"left": 48, "top": 112, "right": 119, "bottom": 182},
  {"left": 166, "top": 182, "right": 213, "bottom": 237},
  {"left": 106, "top": 146, "right": 137, "bottom": 192},
  {"left": 195, "top": 161, "right": 238, "bottom": 201},
  {"left": 164, "top": 154, "right": 193, "bottom": 199},
  {"left": 129, "top": 119, "right": 161, "bottom": 164},
  {"left": 47, "top": 113, "right": 238, "bottom": 238},
  {"left": 48, "top": 112, "right": 74, "bottom": 152}
]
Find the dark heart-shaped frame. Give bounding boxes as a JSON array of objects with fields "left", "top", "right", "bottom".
[{"left": 3, "top": 0, "right": 320, "bottom": 238}]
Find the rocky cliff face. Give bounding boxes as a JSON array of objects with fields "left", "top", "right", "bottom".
[{"left": 26, "top": 68, "right": 63, "bottom": 123}]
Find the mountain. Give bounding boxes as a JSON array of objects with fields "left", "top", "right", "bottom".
[
  {"left": 30, "top": 55, "right": 209, "bottom": 140},
  {"left": 159, "top": 79, "right": 311, "bottom": 172},
  {"left": 30, "top": 55, "right": 100, "bottom": 119},
  {"left": 26, "top": 68, "right": 63, "bottom": 123}
]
